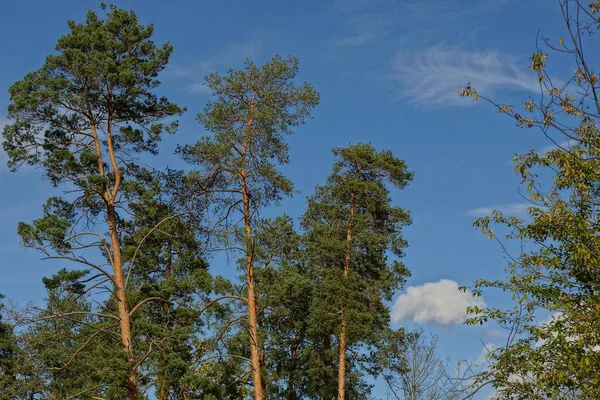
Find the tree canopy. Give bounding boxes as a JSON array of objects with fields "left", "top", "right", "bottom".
[
  {"left": 460, "top": 1, "right": 600, "bottom": 398},
  {"left": 6, "top": 2, "right": 600, "bottom": 400}
]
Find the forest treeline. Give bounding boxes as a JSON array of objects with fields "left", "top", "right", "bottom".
[{"left": 2, "top": 1, "right": 600, "bottom": 399}]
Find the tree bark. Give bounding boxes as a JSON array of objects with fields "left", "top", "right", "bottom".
[
  {"left": 159, "top": 244, "right": 173, "bottom": 400},
  {"left": 337, "top": 194, "right": 355, "bottom": 400},
  {"left": 107, "top": 204, "right": 138, "bottom": 400},
  {"left": 241, "top": 105, "right": 265, "bottom": 400},
  {"left": 287, "top": 327, "right": 304, "bottom": 400},
  {"left": 243, "top": 184, "right": 264, "bottom": 400},
  {"left": 159, "top": 374, "right": 168, "bottom": 400},
  {"left": 94, "top": 118, "right": 138, "bottom": 400}
]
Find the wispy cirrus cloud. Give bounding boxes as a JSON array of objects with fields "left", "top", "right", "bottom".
[
  {"left": 389, "top": 46, "right": 539, "bottom": 107},
  {"left": 399, "top": 0, "right": 515, "bottom": 24},
  {"left": 187, "top": 82, "right": 213, "bottom": 95},
  {"left": 504, "top": 139, "right": 577, "bottom": 166},
  {"left": 167, "top": 40, "right": 260, "bottom": 95},
  {"left": 464, "top": 202, "right": 534, "bottom": 218},
  {"left": 332, "top": 0, "right": 523, "bottom": 106},
  {"left": 333, "top": 14, "right": 389, "bottom": 47},
  {"left": 338, "top": 0, "right": 516, "bottom": 43},
  {"left": 339, "top": 0, "right": 515, "bottom": 22}
]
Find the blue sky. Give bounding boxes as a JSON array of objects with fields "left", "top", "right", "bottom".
[{"left": 0, "top": 0, "right": 572, "bottom": 397}]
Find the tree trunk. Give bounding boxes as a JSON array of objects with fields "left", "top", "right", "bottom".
[
  {"left": 107, "top": 204, "right": 138, "bottom": 400},
  {"left": 240, "top": 100, "right": 265, "bottom": 400},
  {"left": 158, "top": 307, "right": 170, "bottom": 396},
  {"left": 159, "top": 244, "right": 173, "bottom": 400},
  {"left": 159, "top": 370, "right": 168, "bottom": 400},
  {"left": 337, "top": 194, "right": 355, "bottom": 400},
  {"left": 101, "top": 116, "right": 138, "bottom": 400},
  {"left": 242, "top": 184, "right": 265, "bottom": 400},
  {"left": 287, "top": 327, "right": 304, "bottom": 400},
  {"left": 337, "top": 315, "right": 348, "bottom": 400}
]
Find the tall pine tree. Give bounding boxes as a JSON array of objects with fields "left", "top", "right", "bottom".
[
  {"left": 301, "top": 143, "right": 412, "bottom": 399},
  {"left": 179, "top": 55, "right": 319, "bottom": 400},
  {"left": 2, "top": 5, "right": 183, "bottom": 398}
]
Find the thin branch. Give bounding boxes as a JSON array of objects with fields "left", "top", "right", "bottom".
[
  {"left": 129, "top": 297, "right": 169, "bottom": 317},
  {"left": 124, "top": 212, "right": 189, "bottom": 290},
  {"left": 199, "top": 295, "right": 248, "bottom": 315},
  {"left": 49, "top": 322, "right": 119, "bottom": 370}
]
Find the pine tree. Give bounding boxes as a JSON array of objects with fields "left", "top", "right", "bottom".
[
  {"left": 301, "top": 143, "right": 412, "bottom": 399},
  {"left": 179, "top": 55, "right": 319, "bottom": 400},
  {"left": 2, "top": 5, "right": 183, "bottom": 398}
]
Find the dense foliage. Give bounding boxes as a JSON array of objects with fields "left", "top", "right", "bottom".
[
  {"left": 460, "top": 1, "right": 600, "bottom": 398},
  {"left": 5, "top": 1, "right": 600, "bottom": 400},
  {"left": 0, "top": 4, "right": 414, "bottom": 400}
]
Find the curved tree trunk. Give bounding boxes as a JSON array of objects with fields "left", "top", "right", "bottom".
[{"left": 97, "top": 119, "right": 138, "bottom": 400}]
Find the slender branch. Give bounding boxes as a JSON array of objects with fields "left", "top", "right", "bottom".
[
  {"left": 124, "top": 212, "right": 188, "bottom": 290},
  {"left": 33, "top": 309, "right": 120, "bottom": 322},
  {"left": 49, "top": 322, "right": 119, "bottom": 370},
  {"left": 38, "top": 253, "right": 114, "bottom": 284},
  {"left": 129, "top": 297, "right": 169, "bottom": 317},
  {"left": 65, "top": 384, "right": 110, "bottom": 399},
  {"left": 199, "top": 295, "right": 248, "bottom": 315},
  {"left": 134, "top": 341, "right": 154, "bottom": 370}
]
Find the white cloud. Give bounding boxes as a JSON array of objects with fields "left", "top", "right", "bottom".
[
  {"left": 403, "top": 0, "right": 515, "bottom": 21},
  {"left": 334, "top": 15, "right": 388, "bottom": 47},
  {"left": 334, "top": 0, "right": 516, "bottom": 52},
  {"left": 391, "top": 279, "right": 485, "bottom": 325},
  {"left": 464, "top": 202, "right": 534, "bottom": 218},
  {"left": 389, "top": 46, "right": 539, "bottom": 107}
]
